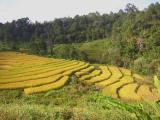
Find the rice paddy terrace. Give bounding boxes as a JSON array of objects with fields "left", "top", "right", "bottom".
[{"left": 0, "top": 51, "right": 160, "bottom": 101}]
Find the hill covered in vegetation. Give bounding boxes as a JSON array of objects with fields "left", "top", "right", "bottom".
[
  {"left": 0, "top": 1, "right": 160, "bottom": 120},
  {"left": 0, "top": 3, "right": 160, "bottom": 76}
]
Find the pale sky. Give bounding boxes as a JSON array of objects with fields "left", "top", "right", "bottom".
[{"left": 0, "top": 0, "right": 159, "bottom": 23}]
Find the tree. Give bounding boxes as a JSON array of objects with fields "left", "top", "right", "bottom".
[{"left": 125, "top": 3, "right": 138, "bottom": 14}]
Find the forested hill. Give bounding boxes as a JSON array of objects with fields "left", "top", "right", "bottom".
[
  {"left": 0, "top": 3, "right": 160, "bottom": 75},
  {"left": 0, "top": 3, "right": 159, "bottom": 51}
]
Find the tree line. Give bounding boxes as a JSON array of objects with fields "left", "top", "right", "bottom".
[{"left": 0, "top": 3, "right": 159, "bottom": 54}]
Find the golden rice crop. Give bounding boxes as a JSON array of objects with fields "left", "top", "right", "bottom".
[
  {"left": 120, "top": 76, "right": 134, "bottom": 82},
  {"left": 75, "top": 66, "right": 95, "bottom": 77},
  {"left": 0, "top": 51, "right": 160, "bottom": 100},
  {"left": 0, "top": 60, "right": 77, "bottom": 78},
  {"left": 0, "top": 61, "right": 81, "bottom": 83},
  {"left": 84, "top": 66, "right": 111, "bottom": 85},
  {"left": 118, "top": 83, "right": 141, "bottom": 100},
  {"left": 62, "top": 63, "right": 90, "bottom": 76},
  {"left": 11, "top": 60, "right": 61, "bottom": 69},
  {"left": 1, "top": 60, "right": 78, "bottom": 76},
  {"left": 6, "top": 59, "right": 68, "bottom": 74},
  {"left": 79, "top": 70, "right": 101, "bottom": 81},
  {"left": 102, "top": 76, "right": 134, "bottom": 98},
  {"left": 0, "top": 53, "right": 65, "bottom": 70},
  {"left": 137, "top": 85, "right": 160, "bottom": 101},
  {"left": 102, "top": 85, "right": 119, "bottom": 98},
  {"left": 119, "top": 67, "right": 132, "bottom": 76},
  {"left": 0, "top": 61, "right": 22, "bottom": 66},
  {"left": 95, "top": 77, "right": 119, "bottom": 87},
  {"left": 0, "top": 69, "right": 64, "bottom": 83},
  {"left": 24, "top": 76, "right": 69, "bottom": 95},
  {"left": 0, "top": 74, "right": 62, "bottom": 89},
  {"left": 108, "top": 66, "right": 123, "bottom": 79},
  {"left": 60, "top": 62, "right": 87, "bottom": 73},
  {"left": 0, "top": 65, "right": 13, "bottom": 70},
  {"left": 133, "top": 74, "right": 145, "bottom": 81},
  {"left": 13, "top": 58, "right": 66, "bottom": 68},
  {"left": 1, "top": 59, "right": 66, "bottom": 73},
  {"left": 151, "top": 88, "right": 160, "bottom": 99}
]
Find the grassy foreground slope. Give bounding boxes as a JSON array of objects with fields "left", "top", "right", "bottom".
[
  {"left": 0, "top": 51, "right": 160, "bottom": 119},
  {"left": 0, "top": 78, "right": 160, "bottom": 120}
]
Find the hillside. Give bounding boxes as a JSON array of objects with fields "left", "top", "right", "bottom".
[
  {"left": 0, "top": 2, "right": 160, "bottom": 120},
  {"left": 0, "top": 51, "right": 160, "bottom": 119},
  {"left": 52, "top": 39, "right": 160, "bottom": 76},
  {"left": 0, "top": 3, "right": 160, "bottom": 76}
]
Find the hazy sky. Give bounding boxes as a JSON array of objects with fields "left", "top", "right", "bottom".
[{"left": 0, "top": 0, "right": 159, "bottom": 23}]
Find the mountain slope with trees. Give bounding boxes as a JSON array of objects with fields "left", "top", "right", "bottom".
[{"left": 0, "top": 3, "right": 160, "bottom": 75}]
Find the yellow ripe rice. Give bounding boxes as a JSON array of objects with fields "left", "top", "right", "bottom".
[
  {"left": 0, "top": 62, "right": 80, "bottom": 83},
  {"left": 137, "top": 84, "right": 160, "bottom": 101},
  {"left": 84, "top": 66, "right": 111, "bottom": 85},
  {"left": 62, "top": 63, "right": 90, "bottom": 76},
  {"left": 119, "top": 67, "right": 132, "bottom": 76},
  {"left": 24, "top": 76, "right": 69, "bottom": 95},
  {"left": 0, "top": 60, "right": 77, "bottom": 78},
  {"left": 118, "top": 83, "right": 141, "bottom": 100},
  {"left": 133, "top": 74, "right": 145, "bottom": 81},
  {"left": 79, "top": 70, "right": 101, "bottom": 81},
  {"left": 0, "top": 59, "right": 70, "bottom": 76},
  {"left": 102, "top": 76, "right": 134, "bottom": 98},
  {"left": 75, "top": 66, "right": 95, "bottom": 77},
  {"left": 95, "top": 77, "right": 119, "bottom": 87},
  {"left": 108, "top": 66, "right": 123, "bottom": 79},
  {"left": 0, "top": 74, "right": 62, "bottom": 89}
]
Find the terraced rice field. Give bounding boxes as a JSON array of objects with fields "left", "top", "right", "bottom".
[{"left": 0, "top": 51, "right": 160, "bottom": 101}]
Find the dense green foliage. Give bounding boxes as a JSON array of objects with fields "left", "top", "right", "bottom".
[
  {"left": 0, "top": 3, "right": 160, "bottom": 75},
  {"left": 52, "top": 39, "right": 159, "bottom": 75}
]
